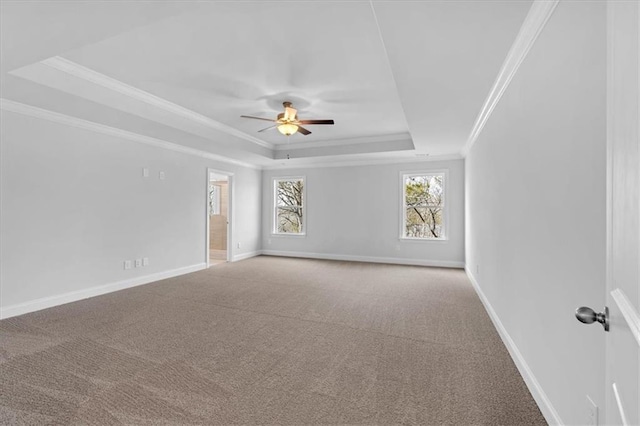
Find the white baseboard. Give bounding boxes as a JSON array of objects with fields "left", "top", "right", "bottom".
[
  {"left": 261, "top": 250, "right": 464, "bottom": 268},
  {"left": 0, "top": 263, "right": 207, "bottom": 320},
  {"left": 231, "top": 250, "right": 263, "bottom": 262},
  {"left": 465, "top": 268, "right": 563, "bottom": 425}
]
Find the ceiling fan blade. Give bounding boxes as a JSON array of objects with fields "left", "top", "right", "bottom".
[
  {"left": 297, "top": 126, "right": 311, "bottom": 135},
  {"left": 284, "top": 107, "right": 297, "bottom": 121},
  {"left": 258, "top": 125, "right": 277, "bottom": 132},
  {"left": 298, "top": 119, "right": 335, "bottom": 125},
  {"left": 240, "top": 115, "right": 276, "bottom": 122}
]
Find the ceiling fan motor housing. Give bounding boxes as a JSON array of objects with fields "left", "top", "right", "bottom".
[{"left": 277, "top": 112, "right": 297, "bottom": 122}]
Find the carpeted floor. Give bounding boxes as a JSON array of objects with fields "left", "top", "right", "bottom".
[{"left": 0, "top": 256, "right": 546, "bottom": 425}]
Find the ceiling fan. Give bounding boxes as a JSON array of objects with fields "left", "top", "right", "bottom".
[{"left": 241, "top": 102, "right": 334, "bottom": 136}]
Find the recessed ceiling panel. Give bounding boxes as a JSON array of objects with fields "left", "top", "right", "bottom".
[{"left": 58, "top": 2, "right": 409, "bottom": 146}]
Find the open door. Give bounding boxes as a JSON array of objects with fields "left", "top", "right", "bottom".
[{"left": 605, "top": 2, "right": 639, "bottom": 424}]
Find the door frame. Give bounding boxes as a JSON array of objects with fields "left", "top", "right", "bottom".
[
  {"left": 206, "top": 168, "right": 234, "bottom": 267},
  {"left": 605, "top": 1, "right": 640, "bottom": 424}
]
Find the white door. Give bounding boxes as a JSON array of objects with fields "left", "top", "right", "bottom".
[{"left": 605, "top": 1, "right": 640, "bottom": 424}]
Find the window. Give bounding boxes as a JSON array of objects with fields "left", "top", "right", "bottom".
[
  {"left": 209, "top": 184, "right": 221, "bottom": 215},
  {"left": 273, "top": 177, "right": 305, "bottom": 235},
  {"left": 401, "top": 172, "right": 446, "bottom": 240}
]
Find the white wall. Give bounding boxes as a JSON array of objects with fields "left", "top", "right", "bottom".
[
  {"left": 0, "top": 108, "right": 262, "bottom": 315},
  {"left": 262, "top": 159, "right": 464, "bottom": 267},
  {"left": 465, "top": 1, "right": 606, "bottom": 424}
]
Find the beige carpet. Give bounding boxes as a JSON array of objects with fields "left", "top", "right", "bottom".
[{"left": 0, "top": 256, "right": 546, "bottom": 425}]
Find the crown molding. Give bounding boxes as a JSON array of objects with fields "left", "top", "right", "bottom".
[
  {"left": 273, "top": 132, "right": 412, "bottom": 151},
  {"left": 41, "top": 56, "right": 274, "bottom": 151},
  {"left": 461, "top": 0, "right": 559, "bottom": 157},
  {"left": 263, "top": 153, "right": 463, "bottom": 170},
  {"left": 1, "top": 98, "right": 462, "bottom": 171},
  {"left": 0, "top": 98, "right": 261, "bottom": 170}
]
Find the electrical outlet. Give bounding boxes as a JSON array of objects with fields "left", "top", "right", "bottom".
[
  {"left": 237, "top": 242, "right": 241, "bottom": 249},
  {"left": 142, "top": 168, "right": 149, "bottom": 178},
  {"left": 135, "top": 259, "right": 142, "bottom": 268},
  {"left": 124, "top": 260, "right": 132, "bottom": 270},
  {"left": 142, "top": 257, "right": 149, "bottom": 267},
  {"left": 159, "top": 171, "right": 165, "bottom": 180},
  {"left": 586, "top": 396, "right": 598, "bottom": 426}
]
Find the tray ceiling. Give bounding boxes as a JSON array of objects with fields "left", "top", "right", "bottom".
[{"left": 1, "top": 0, "right": 533, "bottom": 167}]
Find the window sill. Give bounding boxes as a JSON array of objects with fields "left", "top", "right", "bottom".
[
  {"left": 271, "top": 233, "right": 307, "bottom": 238},
  {"left": 399, "top": 237, "right": 449, "bottom": 243}
]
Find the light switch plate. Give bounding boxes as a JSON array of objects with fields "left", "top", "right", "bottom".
[
  {"left": 142, "top": 168, "right": 149, "bottom": 178},
  {"left": 159, "top": 171, "right": 165, "bottom": 180},
  {"left": 142, "top": 257, "right": 149, "bottom": 267},
  {"left": 135, "top": 259, "right": 142, "bottom": 268},
  {"left": 124, "top": 260, "right": 132, "bottom": 270}
]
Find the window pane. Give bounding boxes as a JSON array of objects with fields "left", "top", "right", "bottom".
[
  {"left": 403, "top": 173, "right": 444, "bottom": 239},
  {"left": 405, "top": 206, "right": 443, "bottom": 239},
  {"left": 209, "top": 184, "right": 221, "bottom": 216},
  {"left": 276, "top": 180, "right": 303, "bottom": 207},
  {"left": 405, "top": 175, "right": 443, "bottom": 207},
  {"left": 277, "top": 207, "right": 303, "bottom": 233},
  {"left": 274, "top": 178, "right": 304, "bottom": 234}
]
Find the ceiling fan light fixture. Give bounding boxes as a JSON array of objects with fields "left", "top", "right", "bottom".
[
  {"left": 241, "top": 102, "right": 334, "bottom": 137},
  {"left": 277, "top": 123, "right": 298, "bottom": 136}
]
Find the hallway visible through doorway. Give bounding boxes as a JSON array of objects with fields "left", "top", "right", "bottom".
[
  {"left": 209, "top": 249, "right": 226, "bottom": 265},
  {"left": 208, "top": 171, "right": 229, "bottom": 266}
]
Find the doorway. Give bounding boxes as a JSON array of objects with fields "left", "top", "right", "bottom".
[{"left": 206, "top": 168, "right": 232, "bottom": 266}]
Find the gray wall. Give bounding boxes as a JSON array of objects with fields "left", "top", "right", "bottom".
[
  {"left": 465, "top": 1, "right": 606, "bottom": 423},
  {"left": 1, "top": 109, "right": 262, "bottom": 313},
  {"left": 262, "top": 159, "right": 464, "bottom": 267}
]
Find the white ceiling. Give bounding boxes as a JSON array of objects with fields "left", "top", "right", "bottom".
[{"left": 1, "top": 0, "right": 532, "bottom": 168}]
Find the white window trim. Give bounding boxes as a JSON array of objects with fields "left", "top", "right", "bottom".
[
  {"left": 399, "top": 169, "right": 449, "bottom": 241},
  {"left": 272, "top": 176, "right": 307, "bottom": 236}
]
